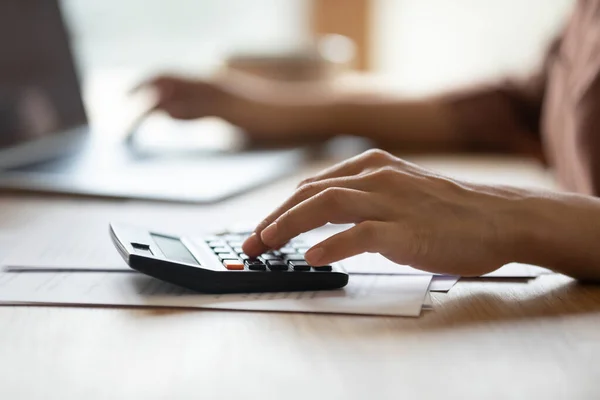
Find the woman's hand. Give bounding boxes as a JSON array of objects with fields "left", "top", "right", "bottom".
[
  {"left": 242, "top": 149, "right": 532, "bottom": 276},
  {"left": 136, "top": 75, "right": 227, "bottom": 121}
]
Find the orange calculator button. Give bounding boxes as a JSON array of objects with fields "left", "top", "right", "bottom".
[{"left": 223, "top": 260, "right": 244, "bottom": 270}]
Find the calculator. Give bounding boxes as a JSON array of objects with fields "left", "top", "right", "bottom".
[{"left": 109, "top": 223, "right": 349, "bottom": 294}]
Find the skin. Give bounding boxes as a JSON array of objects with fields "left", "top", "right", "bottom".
[
  {"left": 140, "top": 74, "right": 600, "bottom": 280},
  {"left": 242, "top": 149, "right": 600, "bottom": 281},
  {"left": 137, "top": 73, "right": 462, "bottom": 149}
]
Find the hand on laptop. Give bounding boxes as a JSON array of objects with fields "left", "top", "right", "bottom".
[
  {"left": 242, "top": 149, "right": 553, "bottom": 277},
  {"left": 137, "top": 75, "right": 225, "bottom": 120},
  {"left": 134, "top": 74, "right": 335, "bottom": 143}
]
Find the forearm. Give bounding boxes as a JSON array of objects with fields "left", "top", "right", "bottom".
[
  {"left": 265, "top": 85, "right": 541, "bottom": 154},
  {"left": 505, "top": 190, "right": 600, "bottom": 281},
  {"left": 216, "top": 71, "right": 463, "bottom": 146},
  {"left": 253, "top": 90, "right": 464, "bottom": 150},
  {"left": 231, "top": 77, "right": 461, "bottom": 148},
  {"left": 328, "top": 96, "right": 462, "bottom": 150}
]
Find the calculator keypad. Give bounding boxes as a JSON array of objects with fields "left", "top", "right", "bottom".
[{"left": 204, "top": 235, "right": 332, "bottom": 272}]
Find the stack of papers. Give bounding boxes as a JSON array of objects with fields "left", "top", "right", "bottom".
[{"left": 0, "top": 271, "right": 433, "bottom": 317}]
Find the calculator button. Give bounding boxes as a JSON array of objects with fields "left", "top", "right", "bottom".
[
  {"left": 239, "top": 254, "right": 250, "bottom": 260},
  {"left": 266, "top": 260, "right": 288, "bottom": 271},
  {"left": 228, "top": 241, "right": 244, "bottom": 248},
  {"left": 259, "top": 254, "right": 280, "bottom": 261},
  {"left": 208, "top": 241, "right": 226, "bottom": 248},
  {"left": 218, "top": 253, "right": 239, "bottom": 261},
  {"left": 223, "top": 260, "right": 244, "bottom": 270},
  {"left": 289, "top": 260, "right": 311, "bottom": 271},
  {"left": 212, "top": 247, "right": 230, "bottom": 254},
  {"left": 233, "top": 247, "right": 244, "bottom": 254},
  {"left": 312, "top": 265, "right": 332, "bottom": 272},
  {"left": 245, "top": 260, "right": 267, "bottom": 271}
]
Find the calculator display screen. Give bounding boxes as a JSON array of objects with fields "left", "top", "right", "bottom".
[{"left": 151, "top": 234, "right": 199, "bottom": 265}]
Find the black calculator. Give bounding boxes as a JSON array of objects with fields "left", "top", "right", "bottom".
[{"left": 109, "top": 223, "right": 349, "bottom": 294}]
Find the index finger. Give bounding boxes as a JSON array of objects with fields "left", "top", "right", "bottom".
[
  {"left": 244, "top": 188, "right": 382, "bottom": 256},
  {"left": 242, "top": 175, "right": 378, "bottom": 256}
]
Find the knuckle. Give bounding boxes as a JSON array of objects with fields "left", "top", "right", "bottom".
[
  {"left": 363, "top": 148, "right": 392, "bottom": 163},
  {"left": 320, "top": 187, "right": 344, "bottom": 205},
  {"left": 356, "top": 222, "right": 380, "bottom": 249},
  {"left": 438, "top": 177, "right": 460, "bottom": 190},
  {"left": 279, "top": 210, "right": 293, "bottom": 225},
  {"left": 371, "top": 166, "right": 399, "bottom": 182},
  {"left": 297, "top": 178, "right": 312, "bottom": 188},
  {"left": 295, "top": 182, "right": 321, "bottom": 199},
  {"left": 275, "top": 211, "right": 293, "bottom": 236},
  {"left": 358, "top": 221, "right": 377, "bottom": 238}
]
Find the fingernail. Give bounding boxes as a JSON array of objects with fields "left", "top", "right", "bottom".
[
  {"left": 242, "top": 233, "right": 262, "bottom": 255},
  {"left": 260, "top": 222, "right": 278, "bottom": 244},
  {"left": 305, "top": 247, "right": 325, "bottom": 265}
]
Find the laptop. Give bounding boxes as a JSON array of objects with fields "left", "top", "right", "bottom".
[{"left": 0, "top": 1, "right": 306, "bottom": 203}]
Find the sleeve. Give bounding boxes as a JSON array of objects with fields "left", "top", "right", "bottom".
[
  {"left": 561, "top": 67, "right": 600, "bottom": 196},
  {"left": 544, "top": 0, "right": 600, "bottom": 197}
]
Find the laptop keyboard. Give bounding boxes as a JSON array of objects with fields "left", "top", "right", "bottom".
[{"left": 199, "top": 234, "right": 332, "bottom": 272}]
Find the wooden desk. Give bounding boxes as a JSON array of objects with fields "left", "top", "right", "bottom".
[{"left": 0, "top": 155, "right": 599, "bottom": 400}]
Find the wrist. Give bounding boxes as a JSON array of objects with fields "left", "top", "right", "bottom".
[
  {"left": 499, "top": 194, "right": 552, "bottom": 266},
  {"left": 331, "top": 97, "right": 461, "bottom": 150},
  {"left": 501, "top": 191, "right": 600, "bottom": 281},
  {"left": 268, "top": 94, "right": 339, "bottom": 139}
]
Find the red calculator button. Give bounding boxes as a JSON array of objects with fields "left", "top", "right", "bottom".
[{"left": 223, "top": 260, "right": 244, "bottom": 270}]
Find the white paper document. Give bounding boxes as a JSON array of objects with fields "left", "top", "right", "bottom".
[
  {"left": 0, "top": 271, "right": 433, "bottom": 317},
  {"left": 3, "top": 223, "right": 127, "bottom": 271},
  {"left": 0, "top": 232, "right": 17, "bottom": 263}
]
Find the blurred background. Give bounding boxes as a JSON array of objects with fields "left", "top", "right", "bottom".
[{"left": 59, "top": 0, "right": 574, "bottom": 133}]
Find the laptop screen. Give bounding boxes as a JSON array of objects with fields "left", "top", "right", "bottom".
[{"left": 0, "top": 0, "right": 87, "bottom": 150}]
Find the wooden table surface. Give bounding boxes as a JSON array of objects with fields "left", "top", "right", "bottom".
[{"left": 0, "top": 154, "right": 599, "bottom": 400}]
